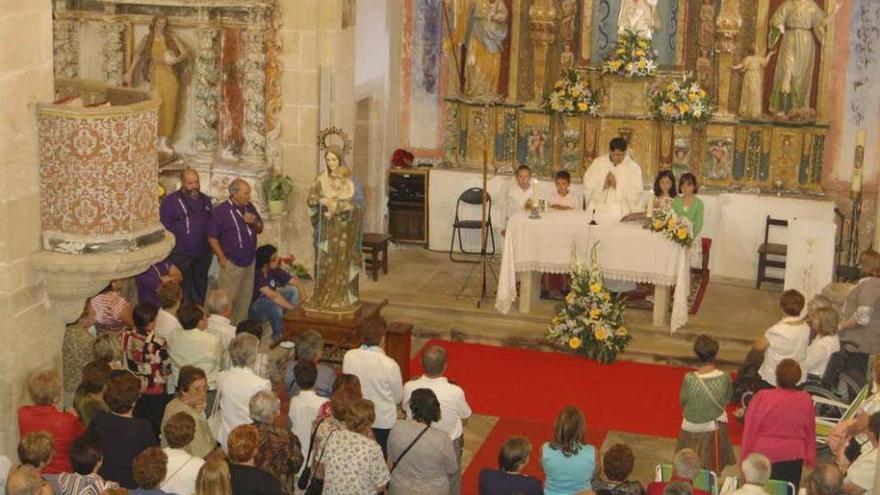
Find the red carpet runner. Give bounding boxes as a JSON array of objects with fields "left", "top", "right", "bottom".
[{"left": 409, "top": 340, "right": 743, "bottom": 494}]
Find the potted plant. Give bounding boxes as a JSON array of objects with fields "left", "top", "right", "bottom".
[{"left": 263, "top": 173, "right": 293, "bottom": 214}]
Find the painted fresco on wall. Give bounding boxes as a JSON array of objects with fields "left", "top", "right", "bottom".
[
  {"left": 672, "top": 136, "right": 691, "bottom": 177},
  {"left": 410, "top": 0, "right": 444, "bottom": 149},
  {"left": 517, "top": 113, "right": 552, "bottom": 175},
  {"left": 704, "top": 137, "right": 733, "bottom": 181}
]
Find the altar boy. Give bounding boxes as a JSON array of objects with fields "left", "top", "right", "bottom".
[
  {"left": 500, "top": 165, "right": 534, "bottom": 236},
  {"left": 549, "top": 170, "right": 581, "bottom": 210}
]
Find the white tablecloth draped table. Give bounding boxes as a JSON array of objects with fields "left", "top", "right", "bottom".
[{"left": 495, "top": 210, "right": 691, "bottom": 332}]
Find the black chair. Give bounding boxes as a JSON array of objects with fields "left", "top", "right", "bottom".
[
  {"left": 450, "top": 187, "right": 495, "bottom": 263},
  {"left": 756, "top": 215, "right": 788, "bottom": 289}
]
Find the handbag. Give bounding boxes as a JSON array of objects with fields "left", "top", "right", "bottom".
[
  {"left": 303, "top": 428, "right": 336, "bottom": 495},
  {"left": 390, "top": 425, "right": 431, "bottom": 474},
  {"left": 207, "top": 387, "right": 222, "bottom": 439},
  {"left": 297, "top": 419, "right": 326, "bottom": 490}
]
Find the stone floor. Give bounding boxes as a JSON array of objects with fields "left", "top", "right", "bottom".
[{"left": 358, "top": 245, "right": 787, "bottom": 484}]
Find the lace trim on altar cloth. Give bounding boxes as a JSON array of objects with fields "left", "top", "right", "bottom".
[{"left": 513, "top": 262, "right": 677, "bottom": 286}]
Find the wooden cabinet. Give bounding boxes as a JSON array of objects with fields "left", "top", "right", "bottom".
[{"left": 388, "top": 168, "right": 429, "bottom": 244}]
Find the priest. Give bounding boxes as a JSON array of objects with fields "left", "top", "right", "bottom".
[{"left": 582, "top": 137, "right": 644, "bottom": 221}]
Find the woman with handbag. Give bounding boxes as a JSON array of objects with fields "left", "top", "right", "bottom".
[
  {"left": 388, "top": 389, "right": 458, "bottom": 495},
  {"left": 676, "top": 335, "right": 736, "bottom": 472},
  {"left": 317, "top": 399, "right": 389, "bottom": 495}
]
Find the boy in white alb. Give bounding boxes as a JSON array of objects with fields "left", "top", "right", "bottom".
[
  {"left": 500, "top": 165, "right": 534, "bottom": 236},
  {"left": 549, "top": 170, "right": 580, "bottom": 210}
]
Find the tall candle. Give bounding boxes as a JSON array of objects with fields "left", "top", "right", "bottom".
[{"left": 853, "top": 130, "right": 865, "bottom": 193}]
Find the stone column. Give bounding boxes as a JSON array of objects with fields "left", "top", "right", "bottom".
[
  {"left": 241, "top": 9, "right": 269, "bottom": 163},
  {"left": 528, "top": 0, "right": 556, "bottom": 103},
  {"left": 192, "top": 25, "right": 221, "bottom": 158},
  {"left": 102, "top": 20, "right": 125, "bottom": 86},
  {"left": 714, "top": 0, "right": 741, "bottom": 118},
  {"left": 53, "top": 0, "right": 79, "bottom": 80}
]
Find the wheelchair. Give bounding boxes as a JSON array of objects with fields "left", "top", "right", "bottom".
[{"left": 800, "top": 340, "right": 869, "bottom": 418}]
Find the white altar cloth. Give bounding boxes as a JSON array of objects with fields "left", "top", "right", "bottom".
[{"left": 495, "top": 210, "right": 691, "bottom": 332}]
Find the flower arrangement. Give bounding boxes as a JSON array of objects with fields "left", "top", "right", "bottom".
[
  {"left": 546, "top": 243, "right": 631, "bottom": 364},
  {"left": 649, "top": 74, "right": 715, "bottom": 123},
  {"left": 543, "top": 69, "right": 601, "bottom": 115},
  {"left": 601, "top": 30, "right": 658, "bottom": 78},
  {"left": 649, "top": 206, "right": 694, "bottom": 248}
]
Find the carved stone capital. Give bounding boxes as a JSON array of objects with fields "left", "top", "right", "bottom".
[{"left": 241, "top": 27, "right": 268, "bottom": 160}]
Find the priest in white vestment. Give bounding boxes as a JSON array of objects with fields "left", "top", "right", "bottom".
[
  {"left": 500, "top": 165, "right": 535, "bottom": 235},
  {"left": 582, "top": 138, "right": 644, "bottom": 222}
]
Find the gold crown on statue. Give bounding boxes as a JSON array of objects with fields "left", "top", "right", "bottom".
[{"left": 317, "top": 127, "right": 352, "bottom": 156}]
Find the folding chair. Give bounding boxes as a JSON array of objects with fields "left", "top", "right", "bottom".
[{"left": 655, "top": 464, "right": 718, "bottom": 495}]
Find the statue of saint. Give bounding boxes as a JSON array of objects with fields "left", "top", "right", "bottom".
[
  {"left": 305, "top": 145, "right": 362, "bottom": 314},
  {"left": 733, "top": 48, "right": 777, "bottom": 118},
  {"left": 125, "top": 15, "right": 187, "bottom": 156},
  {"left": 767, "top": 0, "right": 838, "bottom": 116},
  {"left": 448, "top": 0, "right": 510, "bottom": 99},
  {"left": 618, "top": 0, "right": 661, "bottom": 40}
]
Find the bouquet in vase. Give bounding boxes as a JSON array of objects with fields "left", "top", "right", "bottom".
[
  {"left": 546, "top": 243, "right": 631, "bottom": 364},
  {"left": 543, "top": 69, "right": 601, "bottom": 115},
  {"left": 601, "top": 30, "right": 658, "bottom": 78},
  {"left": 649, "top": 206, "right": 694, "bottom": 248},
  {"left": 649, "top": 74, "right": 715, "bottom": 123}
]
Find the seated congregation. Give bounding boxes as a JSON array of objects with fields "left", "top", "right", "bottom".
[{"left": 5, "top": 263, "right": 880, "bottom": 495}]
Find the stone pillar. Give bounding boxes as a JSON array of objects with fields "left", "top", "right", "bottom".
[
  {"left": 528, "top": 0, "right": 556, "bottom": 103},
  {"left": 102, "top": 19, "right": 125, "bottom": 86},
  {"left": 192, "top": 25, "right": 222, "bottom": 158},
  {"left": 241, "top": 8, "right": 269, "bottom": 163},
  {"left": 714, "top": 0, "right": 742, "bottom": 119},
  {"left": 53, "top": 0, "right": 79, "bottom": 80}
]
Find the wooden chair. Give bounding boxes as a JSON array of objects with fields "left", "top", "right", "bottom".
[
  {"left": 362, "top": 233, "right": 392, "bottom": 281},
  {"left": 689, "top": 237, "right": 712, "bottom": 314},
  {"left": 756, "top": 216, "right": 788, "bottom": 289}
]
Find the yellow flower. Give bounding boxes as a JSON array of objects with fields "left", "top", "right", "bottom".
[
  {"left": 589, "top": 282, "right": 603, "bottom": 294},
  {"left": 589, "top": 308, "right": 601, "bottom": 320},
  {"left": 638, "top": 58, "right": 647, "bottom": 69},
  {"left": 594, "top": 326, "right": 609, "bottom": 341},
  {"left": 569, "top": 337, "right": 582, "bottom": 349},
  {"left": 577, "top": 102, "right": 588, "bottom": 112},
  {"left": 634, "top": 49, "right": 645, "bottom": 57},
  {"left": 555, "top": 80, "right": 564, "bottom": 90},
  {"left": 676, "top": 227, "right": 688, "bottom": 239},
  {"left": 552, "top": 316, "right": 561, "bottom": 325},
  {"left": 572, "top": 89, "right": 582, "bottom": 97},
  {"left": 617, "top": 326, "right": 628, "bottom": 336},
  {"left": 667, "top": 217, "right": 677, "bottom": 228},
  {"left": 616, "top": 48, "right": 625, "bottom": 55},
  {"left": 551, "top": 102, "right": 561, "bottom": 111},
  {"left": 609, "top": 60, "right": 623, "bottom": 71},
  {"left": 678, "top": 102, "right": 690, "bottom": 114},
  {"left": 601, "top": 292, "right": 610, "bottom": 301},
  {"left": 653, "top": 219, "right": 664, "bottom": 230},
  {"left": 688, "top": 92, "right": 698, "bottom": 102},
  {"left": 625, "top": 63, "right": 634, "bottom": 72},
  {"left": 699, "top": 89, "right": 707, "bottom": 98},
  {"left": 565, "top": 291, "right": 576, "bottom": 304}
]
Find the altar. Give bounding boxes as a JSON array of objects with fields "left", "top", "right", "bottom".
[{"left": 496, "top": 211, "right": 690, "bottom": 332}]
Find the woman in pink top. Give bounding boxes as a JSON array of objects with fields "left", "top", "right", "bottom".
[{"left": 741, "top": 359, "right": 815, "bottom": 489}]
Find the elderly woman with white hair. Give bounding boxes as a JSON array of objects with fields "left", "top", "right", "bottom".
[
  {"left": 205, "top": 288, "right": 236, "bottom": 369},
  {"left": 215, "top": 333, "right": 271, "bottom": 449},
  {"left": 730, "top": 454, "right": 771, "bottom": 495},
  {"left": 249, "top": 390, "right": 303, "bottom": 495}
]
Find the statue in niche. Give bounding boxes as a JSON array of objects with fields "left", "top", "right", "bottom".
[
  {"left": 767, "top": 0, "right": 839, "bottom": 117},
  {"left": 733, "top": 47, "right": 777, "bottom": 118},
  {"left": 618, "top": 0, "right": 661, "bottom": 40},
  {"left": 561, "top": 43, "right": 575, "bottom": 69},
  {"left": 306, "top": 136, "right": 362, "bottom": 314},
  {"left": 125, "top": 15, "right": 188, "bottom": 156},
  {"left": 448, "top": 0, "right": 510, "bottom": 99},
  {"left": 560, "top": 0, "right": 578, "bottom": 41},
  {"left": 696, "top": 48, "right": 712, "bottom": 88}
]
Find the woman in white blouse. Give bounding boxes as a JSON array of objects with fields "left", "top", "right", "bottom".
[
  {"left": 804, "top": 307, "right": 840, "bottom": 380},
  {"left": 215, "top": 333, "right": 271, "bottom": 449}
]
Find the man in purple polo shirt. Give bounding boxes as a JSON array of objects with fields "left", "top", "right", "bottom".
[
  {"left": 207, "top": 178, "right": 264, "bottom": 324},
  {"left": 160, "top": 168, "right": 214, "bottom": 304}
]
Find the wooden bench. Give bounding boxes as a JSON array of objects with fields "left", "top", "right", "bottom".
[{"left": 362, "top": 233, "right": 392, "bottom": 281}]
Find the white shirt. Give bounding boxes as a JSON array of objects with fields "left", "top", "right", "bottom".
[
  {"left": 549, "top": 191, "right": 581, "bottom": 210},
  {"left": 582, "top": 154, "right": 643, "bottom": 219},
  {"left": 160, "top": 448, "right": 204, "bottom": 495},
  {"left": 288, "top": 389, "right": 329, "bottom": 475},
  {"left": 154, "top": 308, "right": 182, "bottom": 341},
  {"left": 757, "top": 317, "right": 811, "bottom": 386},
  {"left": 500, "top": 184, "right": 534, "bottom": 231},
  {"left": 403, "top": 375, "right": 472, "bottom": 440},
  {"left": 729, "top": 483, "right": 769, "bottom": 495},
  {"left": 206, "top": 314, "right": 236, "bottom": 370},
  {"left": 342, "top": 346, "right": 403, "bottom": 429},
  {"left": 215, "top": 366, "right": 271, "bottom": 449},
  {"left": 844, "top": 445, "right": 877, "bottom": 493},
  {"left": 803, "top": 335, "right": 840, "bottom": 378},
  {"left": 168, "top": 328, "right": 223, "bottom": 393}
]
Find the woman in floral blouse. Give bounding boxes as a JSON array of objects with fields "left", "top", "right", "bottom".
[
  {"left": 122, "top": 302, "right": 171, "bottom": 437},
  {"left": 249, "top": 390, "right": 303, "bottom": 495}
]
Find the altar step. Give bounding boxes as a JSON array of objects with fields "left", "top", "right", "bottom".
[{"left": 367, "top": 294, "right": 754, "bottom": 370}]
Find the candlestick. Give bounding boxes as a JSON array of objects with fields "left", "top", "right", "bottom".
[{"left": 853, "top": 129, "right": 865, "bottom": 194}]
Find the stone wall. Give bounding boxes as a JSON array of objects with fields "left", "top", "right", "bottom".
[
  {"left": 0, "top": 0, "right": 61, "bottom": 458},
  {"left": 277, "top": 0, "right": 356, "bottom": 266}
]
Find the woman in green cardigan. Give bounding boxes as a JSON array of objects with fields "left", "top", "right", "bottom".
[{"left": 671, "top": 173, "right": 704, "bottom": 237}]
